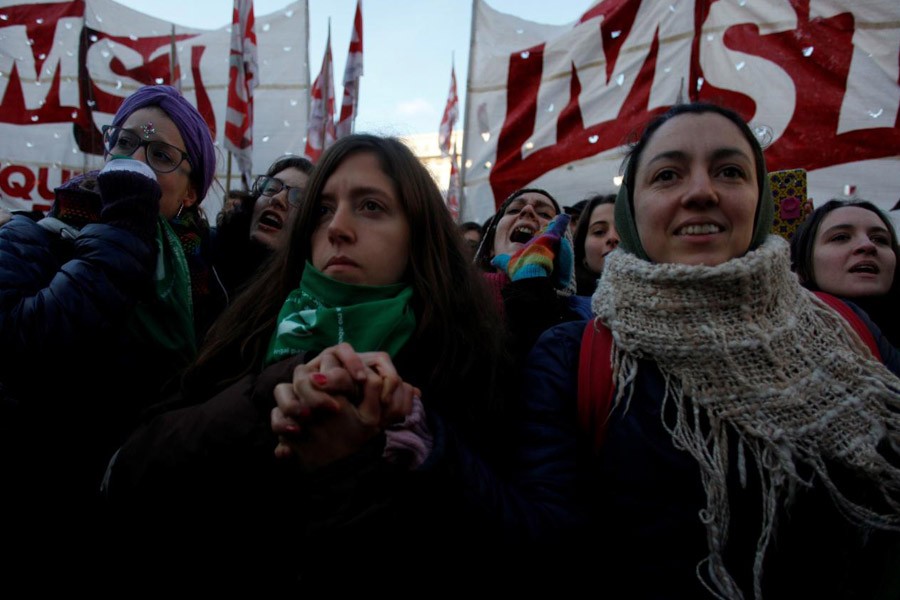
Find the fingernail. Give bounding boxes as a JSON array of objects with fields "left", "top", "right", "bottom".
[{"left": 310, "top": 373, "right": 327, "bottom": 386}]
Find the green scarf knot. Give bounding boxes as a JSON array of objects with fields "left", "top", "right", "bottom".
[{"left": 266, "top": 263, "right": 415, "bottom": 364}]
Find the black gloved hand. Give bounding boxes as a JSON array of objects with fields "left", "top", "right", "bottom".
[{"left": 96, "top": 158, "right": 161, "bottom": 247}]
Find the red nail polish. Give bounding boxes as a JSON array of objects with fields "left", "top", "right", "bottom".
[{"left": 310, "top": 373, "right": 327, "bottom": 386}]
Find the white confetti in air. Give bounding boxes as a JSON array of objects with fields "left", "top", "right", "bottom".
[
  {"left": 101, "top": 50, "right": 109, "bottom": 58},
  {"left": 38, "top": 53, "right": 46, "bottom": 60},
  {"left": 283, "top": 46, "right": 291, "bottom": 52},
  {"left": 547, "top": 103, "right": 555, "bottom": 112},
  {"left": 802, "top": 47, "right": 814, "bottom": 57},
  {"left": 65, "top": 22, "right": 72, "bottom": 29},
  {"left": 484, "top": 161, "right": 492, "bottom": 169},
  {"left": 696, "top": 77, "right": 704, "bottom": 91},
  {"left": 30, "top": 115, "right": 38, "bottom": 122},
  {"left": 154, "top": 77, "right": 164, "bottom": 84},
  {"left": 129, "top": 34, "right": 137, "bottom": 41},
  {"left": 90, "top": 35, "right": 98, "bottom": 42},
  {"left": 36, "top": 18, "right": 44, "bottom": 24},
  {"left": 262, "top": 136, "right": 270, "bottom": 142},
  {"left": 588, "top": 135, "right": 599, "bottom": 144},
  {"left": 26, "top": 142, "right": 33, "bottom": 148},
  {"left": 290, "top": 99, "right": 298, "bottom": 106},
  {"left": 516, "top": 29, "right": 524, "bottom": 34},
  {"left": 263, "top": 23, "right": 270, "bottom": 32},
  {"left": 70, "top": 112, "right": 77, "bottom": 119},
  {"left": 521, "top": 51, "right": 530, "bottom": 59},
  {"left": 115, "top": 80, "right": 122, "bottom": 89},
  {"left": 87, "top": 100, "right": 95, "bottom": 107},
  {"left": 283, "top": 121, "right": 290, "bottom": 127},
  {"left": 611, "top": 30, "right": 621, "bottom": 39},
  {"left": 869, "top": 108, "right": 884, "bottom": 118},
  {"left": 736, "top": 61, "right": 745, "bottom": 71},
  {"left": 0, "top": 14, "right": 7, "bottom": 20},
  {"left": 753, "top": 124, "right": 774, "bottom": 148},
  {"left": 707, "top": 34, "right": 714, "bottom": 41},
  {"left": 616, "top": 73, "right": 625, "bottom": 86},
  {"left": 286, "top": 9, "right": 294, "bottom": 17}
]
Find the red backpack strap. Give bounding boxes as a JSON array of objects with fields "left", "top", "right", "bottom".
[
  {"left": 814, "top": 291, "right": 882, "bottom": 362},
  {"left": 578, "top": 319, "right": 616, "bottom": 451}
]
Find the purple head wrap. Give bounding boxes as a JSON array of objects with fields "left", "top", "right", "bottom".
[{"left": 111, "top": 85, "right": 217, "bottom": 202}]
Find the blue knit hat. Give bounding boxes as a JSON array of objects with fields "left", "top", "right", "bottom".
[{"left": 112, "top": 85, "right": 217, "bottom": 202}]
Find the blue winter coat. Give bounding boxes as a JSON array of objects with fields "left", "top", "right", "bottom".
[
  {"left": 502, "top": 311, "right": 900, "bottom": 599},
  {"left": 0, "top": 214, "right": 166, "bottom": 501}
]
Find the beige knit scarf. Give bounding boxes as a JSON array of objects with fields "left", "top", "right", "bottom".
[{"left": 591, "top": 235, "right": 900, "bottom": 600}]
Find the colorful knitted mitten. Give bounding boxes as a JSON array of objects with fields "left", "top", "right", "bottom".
[{"left": 492, "top": 213, "right": 573, "bottom": 287}]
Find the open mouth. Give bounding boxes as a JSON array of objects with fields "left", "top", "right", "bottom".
[
  {"left": 849, "top": 262, "right": 880, "bottom": 274},
  {"left": 510, "top": 225, "right": 536, "bottom": 244},
  {"left": 258, "top": 210, "right": 283, "bottom": 230},
  {"left": 675, "top": 223, "right": 723, "bottom": 236}
]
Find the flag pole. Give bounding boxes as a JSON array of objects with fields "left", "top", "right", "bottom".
[
  {"left": 459, "top": 0, "right": 478, "bottom": 221},
  {"left": 169, "top": 24, "right": 176, "bottom": 81},
  {"left": 226, "top": 151, "right": 233, "bottom": 194}
]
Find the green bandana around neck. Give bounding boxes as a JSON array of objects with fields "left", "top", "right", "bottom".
[
  {"left": 266, "top": 263, "right": 416, "bottom": 364},
  {"left": 126, "top": 217, "right": 198, "bottom": 386}
]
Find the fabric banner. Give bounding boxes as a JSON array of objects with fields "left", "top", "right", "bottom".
[
  {"left": 304, "top": 30, "right": 336, "bottom": 163},
  {"left": 447, "top": 144, "right": 461, "bottom": 221},
  {"left": 336, "top": 0, "right": 363, "bottom": 139},
  {"left": 462, "top": 0, "right": 900, "bottom": 226},
  {"left": 223, "top": 0, "right": 259, "bottom": 189},
  {"left": 438, "top": 65, "right": 458, "bottom": 157},
  {"left": 0, "top": 0, "right": 309, "bottom": 218}
]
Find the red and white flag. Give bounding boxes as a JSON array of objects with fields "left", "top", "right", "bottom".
[
  {"left": 446, "top": 143, "right": 461, "bottom": 222},
  {"left": 305, "top": 29, "right": 336, "bottom": 163},
  {"left": 438, "top": 65, "right": 458, "bottom": 157},
  {"left": 336, "top": 0, "right": 363, "bottom": 139},
  {"left": 224, "top": 0, "right": 258, "bottom": 188}
]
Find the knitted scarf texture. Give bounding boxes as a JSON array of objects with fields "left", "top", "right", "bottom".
[{"left": 592, "top": 235, "right": 900, "bottom": 600}]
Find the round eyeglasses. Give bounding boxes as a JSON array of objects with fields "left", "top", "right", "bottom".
[
  {"left": 252, "top": 175, "right": 304, "bottom": 207},
  {"left": 101, "top": 125, "right": 192, "bottom": 174}
]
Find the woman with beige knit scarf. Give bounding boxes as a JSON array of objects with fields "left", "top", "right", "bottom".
[{"left": 502, "top": 103, "right": 900, "bottom": 599}]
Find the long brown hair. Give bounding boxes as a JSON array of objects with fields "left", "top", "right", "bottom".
[{"left": 187, "top": 134, "right": 505, "bottom": 407}]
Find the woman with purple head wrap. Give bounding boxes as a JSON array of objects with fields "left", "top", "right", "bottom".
[{"left": 0, "top": 85, "right": 226, "bottom": 578}]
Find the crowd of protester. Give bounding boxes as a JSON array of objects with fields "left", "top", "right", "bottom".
[{"left": 1, "top": 85, "right": 898, "bottom": 598}]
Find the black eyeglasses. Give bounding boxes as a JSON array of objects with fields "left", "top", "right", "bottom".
[
  {"left": 101, "top": 125, "right": 192, "bottom": 174},
  {"left": 252, "top": 175, "right": 304, "bottom": 207}
]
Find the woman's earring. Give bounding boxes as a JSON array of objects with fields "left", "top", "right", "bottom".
[{"left": 175, "top": 202, "right": 184, "bottom": 219}]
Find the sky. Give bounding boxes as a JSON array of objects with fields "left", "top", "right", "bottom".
[{"left": 114, "top": 0, "right": 593, "bottom": 136}]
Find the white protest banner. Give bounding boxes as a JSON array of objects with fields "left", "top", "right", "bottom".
[
  {"left": 462, "top": 0, "right": 900, "bottom": 225},
  {"left": 0, "top": 0, "right": 309, "bottom": 218}
]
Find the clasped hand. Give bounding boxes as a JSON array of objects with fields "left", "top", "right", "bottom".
[{"left": 271, "top": 343, "right": 420, "bottom": 470}]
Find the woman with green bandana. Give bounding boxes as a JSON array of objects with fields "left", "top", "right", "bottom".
[
  {"left": 103, "top": 134, "right": 509, "bottom": 595},
  {"left": 492, "top": 102, "right": 900, "bottom": 599},
  {"left": 1, "top": 85, "right": 222, "bottom": 590}
]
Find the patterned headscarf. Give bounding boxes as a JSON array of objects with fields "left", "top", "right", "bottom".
[
  {"left": 112, "top": 85, "right": 217, "bottom": 202},
  {"left": 613, "top": 103, "right": 774, "bottom": 262}
]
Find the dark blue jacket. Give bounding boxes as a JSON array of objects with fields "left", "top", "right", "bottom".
[
  {"left": 0, "top": 214, "right": 165, "bottom": 503},
  {"left": 498, "top": 313, "right": 900, "bottom": 599}
]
